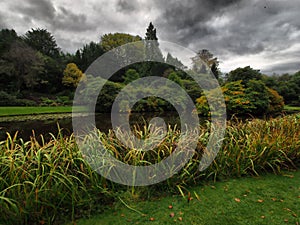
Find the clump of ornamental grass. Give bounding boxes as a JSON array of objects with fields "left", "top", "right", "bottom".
[{"left": 0, "top": 130, "right": 115, "bottom": 225}]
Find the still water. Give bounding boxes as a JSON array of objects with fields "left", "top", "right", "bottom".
[{"left": 0, "top": 112, "right": 183, "bottom": 141}]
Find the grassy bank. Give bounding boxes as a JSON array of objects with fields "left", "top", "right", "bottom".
[
  {"left": 74, "top": 170, "right": 300, "bottom": 225},
  {"left": 0, "top": 106, "right": 73, "bottom": 117},
  {"left": 0, "top": 114, "right": 299, "bottom": 224}
]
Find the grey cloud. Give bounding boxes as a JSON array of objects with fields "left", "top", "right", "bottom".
[
  {"left": 3, "top": 0, "right": 98, "bottom": 54},
  {"left": 263, "top": 62, "right": 300, "bottom": 75},
  {"left": 12, "top": 0, "right": 95, "bottom": 32},
  {"left": 53, "top": 6, "right": 95, "bottom": 32},
  {"left": 155, "top": 0, "right": 300, "bottom": 61},
  {"left": 155, "top": 0, "right": 243, "bottom": 43},
  {"left": 117, "top": 0, "right": 137, "bottom": 13},
  {"left": 0, "top": 13, "right": 7, "bottom": 29},
  {"left": 14, "top": 0, "right": 56, "bottom": 21}
]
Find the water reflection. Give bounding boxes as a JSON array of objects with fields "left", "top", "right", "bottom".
[{"left": 0, "top": 112, "right": 183, "bottom": 141}]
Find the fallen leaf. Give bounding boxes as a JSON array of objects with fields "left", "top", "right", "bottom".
[
  {"left": 170, "top": 212, "right": 175, "bottom": 218},
  {"left": 292, "top": 213, "right": 298, "bottom": 218},
  {"left": 271, "top": 198, "right": 277, "bottom": 201},
  {"left": 257, "top": 199, "right": 264, "bottom": 203},
  {"left": 284, "top": 219, "right": 288, "bottom": 223},
  {"left": 188, "top": 197, "right": 193, "bottom": 202},
  {"left": 234, "top": 198, "right": 241, "bottom": 202},
  {"left": 178, "top": 217, "right": 183, "bottom": 221},
  {"left": 187, "top": 192, "right": 193, "bottom": 203},
  {"left": 168, "top": 205, "right": 173, "bottom": 209},
  {"left": 179, "top": 211, "right": 183, "bottom": 215},
  {"left": 149, "top": 217, "right": 155, "bottom": 221},
  {"left": 261, "top": 216, "right": 265, "bottom": 219},
  {"left": 121, "top": 214, "right": 125, "bottom": 217}
]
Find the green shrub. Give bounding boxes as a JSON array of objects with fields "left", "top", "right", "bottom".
[
  {"left": 56, "top": 96, "right": 72, "bottom": 106},
  {"left": 40, "top": 97, "right": 54, "bottom": 106},
  {"left": 196, "top": 80, "right": 285, "bottom": 117},
  {"left": 0, "top": 91, "right": 37, "bottom": 106}
]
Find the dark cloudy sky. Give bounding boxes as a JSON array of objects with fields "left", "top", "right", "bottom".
[{"left": 1, "top": 0, "right": 299, "bottom": 74}]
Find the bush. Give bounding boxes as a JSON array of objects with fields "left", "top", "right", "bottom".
[
  {"left": 40, "top": 97, "right": 54, "bottom": 106},
  {"left": 0, "top": 91, "right": 37, "bottom": 106},
  {"left": 56, "top": 96, "right": 72, "bottom": 106},
  {"left": 196, "top": 80, "right": 285, "bottom": 117},
  {"left": 267, "top": 88, "right": 284, "bottom": 115}
]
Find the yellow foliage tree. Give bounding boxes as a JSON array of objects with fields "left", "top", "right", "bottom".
[
  {"left": 100, "top": 33, "right": 142, "bottom": 51},
  {"left": 267, "top": 87, "right": 284, "bottom": 114},
  {"left": 62, "top": 63, "right": 85, "bottom": 88}
]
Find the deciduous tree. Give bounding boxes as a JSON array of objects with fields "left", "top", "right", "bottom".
[{"left": 62, "top": 63, "right": 85, "bottom": 88}]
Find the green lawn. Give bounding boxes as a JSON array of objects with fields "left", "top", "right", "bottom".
[
  {"left": 284, "top": 105, "right": 300, "bottom": 112},
  {"left": 72, "top": 170, "right": 300, "bottom": 225},
  {"left": 0, "top": 106, "right": 73, "bottom": 116}
]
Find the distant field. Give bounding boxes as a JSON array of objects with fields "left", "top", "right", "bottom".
[
  {"left": 284, "top": 105, "right": 300, "bottom": 111},
  {"left": 0, "top": 106, "right": 73, "bottom": 116}
]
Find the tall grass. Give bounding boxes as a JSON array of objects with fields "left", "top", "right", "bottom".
[
  {"left": 0, "top": 130, "right": 114, "bottom": 225},
  {"left": 0, "top": 114, "right": 299, "bottom": 224}
]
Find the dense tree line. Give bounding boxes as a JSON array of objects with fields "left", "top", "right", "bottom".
[{"left": 0, "top": 23, "right": 299, "bottom": 116}]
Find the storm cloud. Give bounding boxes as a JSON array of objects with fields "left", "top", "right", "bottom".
[
  {"left": 14, "top": 0, "right": 56, "bottom": 22},
  {"left": 116, "top": 0, "right": 138, "bottom": 13},
  {"left": 0, "top": 0, "right": 299, "bottom": 74}
]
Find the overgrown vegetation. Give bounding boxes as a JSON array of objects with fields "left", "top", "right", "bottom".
[
  {"left": 0, "top": 114, "right": 299, "bottom": 224},
  {"left": 1, "top": 24, "right": 299, "bottom": 116}
]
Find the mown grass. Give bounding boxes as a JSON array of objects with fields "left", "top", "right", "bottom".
[
  {"left": 284, "top": 105, "right": 300, "bottom": 113},
  {"left": 0, "top": 106, "right": 73, "bottom": 116},
  {"left": 0, "top": 114, "right": 299, "bottom": 224},
  {"left": 73, "top": 170, "right": 300, "bottom": 225}
]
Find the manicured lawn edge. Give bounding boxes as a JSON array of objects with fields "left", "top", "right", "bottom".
[{"left": 0, "top": 106, "right": 73, "bottom": 117}]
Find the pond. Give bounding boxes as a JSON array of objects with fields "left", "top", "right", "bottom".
[{"left": 0, "top": 112, "right": 185, "bottom": 141}]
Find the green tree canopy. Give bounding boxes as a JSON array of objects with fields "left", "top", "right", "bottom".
[
  {"left": 100, "top": 33, "right": 142, "bottom": 51},
  {"left": 3, "top": 41, "right": 44, "bottom": 92},
  {"left": 74, "top": 41, "right": 104, "bottom": 71},
  {"left": 0, "top": 29, "right": 19, "bottom": 55},
  {"left": 226, "top": 66, "right": 263, "bottom": 84},
  {"left": 23, "top": 28, "right": 60, "bottom": 58},
  {"left": 123, "top": 69, "right": 140, "bottom": 84}
]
